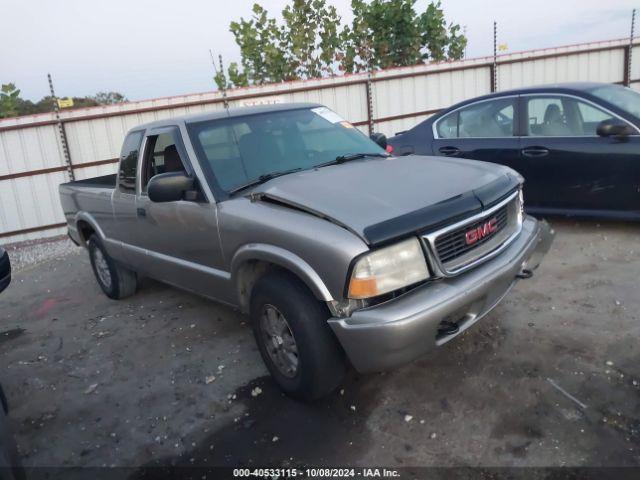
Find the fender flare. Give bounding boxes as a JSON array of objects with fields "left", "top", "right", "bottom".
[
  {"left": 230, "top": 244, "right": 334, "bottom": 303},
  {"left": 74, "top": 212, "right": 106, "bottom": 245}
]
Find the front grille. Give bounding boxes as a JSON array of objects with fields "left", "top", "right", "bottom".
[
  {"left": 435, "top": 205, "right": 509, "bottom": 264},
  {"left": 425, "top": 193, "right": 521, "bottom": 275}
]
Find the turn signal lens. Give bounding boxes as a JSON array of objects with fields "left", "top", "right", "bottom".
[{"left": 348, "top": 238, "right": 429, "bottom": 299}]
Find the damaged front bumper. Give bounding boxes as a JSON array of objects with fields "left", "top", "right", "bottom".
[{"left": 328, "top": 216, "right": 553, "bottom": 373}]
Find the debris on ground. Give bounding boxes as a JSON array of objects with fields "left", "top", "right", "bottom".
[
  {"left": 404, "top": 415, "right": 413, "bottom": 422},
  {"left": 205, "top": 375, "right": 216, "bottom": 384},
  {"left": 83, "top": 383, "right": 98, "bottom": 395},
  {"left": 251, "top": 386, "right": 262, "bottom": 397}
]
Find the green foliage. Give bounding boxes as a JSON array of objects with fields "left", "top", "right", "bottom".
[
  {"left": 91, "top": 91, "right": 128, "bottom": 105},
  {"left": 229, "top": 4, "right": 294, "bottom": 85},
  {"left": 223, "top": 0, "right": 468, "bottom": 86},
  {"left": 0, "top": 84, "right": 127, "bottom": 118},
  {"left": 282, "top": 0, "right": 342, "bottom": 78},
  {"left": 0, "top": 83, "right": 21, "bottom": 118}
]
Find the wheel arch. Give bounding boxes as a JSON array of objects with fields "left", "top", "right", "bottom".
[
  {"left": 74, "top": 212, "right": 106, "bottom": 247},
  {"left": 231, "top": 244, "right": 334, "bottom": 314}
]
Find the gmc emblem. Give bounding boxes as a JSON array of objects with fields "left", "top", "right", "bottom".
[{"left": 465, "top": 217, "right": 498, "bottom": 245}]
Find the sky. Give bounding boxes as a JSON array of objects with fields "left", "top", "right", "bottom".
[{"left": 1, "top": 0, "right": 637, "bottom": 102}]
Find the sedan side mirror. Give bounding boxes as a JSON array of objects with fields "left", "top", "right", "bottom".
[
  {"left": 370, "top": 132, "right": 388, "bottom": 150},
  {"left": 148, "top": 172, "right": 195, "bottom": 203},
  {"left": 597, "top": 118, "right": 635, "bottom": 138}
]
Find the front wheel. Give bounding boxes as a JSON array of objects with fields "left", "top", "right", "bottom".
[
  {"left": 250, "top": 271, "right": 346, "bottom": 400},
  {"left": 87, "top": 234, "right": 137, "bottom": 300}
]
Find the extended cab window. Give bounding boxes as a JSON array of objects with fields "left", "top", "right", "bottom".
[
  {"left": 527, "top": 96, "right": 616, "bottom": 136},
  {"left": 140, "top": 131, "right": 188, "bottom": 193},
  {"left": 437, "top": 98, "right": 514, "bottom": 138},
  {"left": 118, "top": 131, "right": 143, "bottom": 193}
]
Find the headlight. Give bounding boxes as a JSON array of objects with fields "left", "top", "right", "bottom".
[{"left": 348, "top": 238, "right": 429, "bottom": 299}]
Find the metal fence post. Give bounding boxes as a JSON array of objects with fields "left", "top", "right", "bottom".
[
  {"left": 366, "top": 72, "right": 375, "bottom": 136},
  {"left": 47, "top": 73, "right": 75, "bottom": 181},
  {"left": 626, "top": 9, "right": 636, "bottom": 87},
  {"left": 491, "top": 21, "right": 498, "bottom": 92}
]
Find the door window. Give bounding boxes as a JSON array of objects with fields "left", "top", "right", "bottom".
[
  {"left": 527, "top": 96, "right": 617, "bottom": 136},
  {"left": 118, "top": 131, "right": 143, "bottom": 193},
  {"left": 140, "top": 132, "right": 187, "bottom": 193},
  {"left": 436, "top": 98, "right": 515, "bottom": 138}
]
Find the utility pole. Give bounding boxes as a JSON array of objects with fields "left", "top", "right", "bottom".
[
  {"left": 491, "top": 21, "right": 498, "bottom": 92},
  {"left": 627, "top": 9, "right": 636, "bottom": 87},
  {"left": 48, "top": 73, "right": 74, "bottom": 181}
]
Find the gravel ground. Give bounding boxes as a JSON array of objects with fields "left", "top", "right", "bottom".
[
  {"left": 0, "top": 219, "right": 639, "bottom": 477},
  {"left": 4, "top": 236, "right": 79, "bottom": 273}
]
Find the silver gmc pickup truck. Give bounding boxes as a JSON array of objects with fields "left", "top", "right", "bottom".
[{"left": 59, "top": 103, "right": 552, "bottom": 399}]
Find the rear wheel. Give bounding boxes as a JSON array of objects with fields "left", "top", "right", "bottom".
[
  {"left": 250, "top": 271, "right": 346, "bottom": 400},
  {"left": 87, "top": 234, "right": 137, "bottom": 300}
]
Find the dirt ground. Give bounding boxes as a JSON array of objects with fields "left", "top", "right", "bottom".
[{"left": 0, "top": 218, "right": 639, "bottom": 476}]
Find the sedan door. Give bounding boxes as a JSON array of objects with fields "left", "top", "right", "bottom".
[
  {"left": 518, "top": 94, "right": 640, "bottom": 214},
  {"left": 431, "top": 96, "right": 522, "bottom": 174}
]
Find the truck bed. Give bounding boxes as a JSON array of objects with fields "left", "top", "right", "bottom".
[
  {"left": 59, "top": 174, "right": 118, "bottom": 238},
  {"left": 60, "top": 173, "right": 117, "bottom": 189}
]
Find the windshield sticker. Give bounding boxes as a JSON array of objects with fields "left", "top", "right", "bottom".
[{"left": 312, "top": 107, "right": 346, "bottom": 124}]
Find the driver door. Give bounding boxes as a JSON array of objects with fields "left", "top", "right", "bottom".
[
  {"left": 518, "top": 94, "right": 640, "bottom": 213},
  {"left": 128, "top": 126, "right": 228, "bottom": 299}
]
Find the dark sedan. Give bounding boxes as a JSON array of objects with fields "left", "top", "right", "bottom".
[
  {"left": 0, "top": 247, "right": 10, "bottom": 293},
  {"left": 388, "top": 82, "right": 640, "bottom": 220}
]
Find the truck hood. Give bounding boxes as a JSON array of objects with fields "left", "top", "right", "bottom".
[{"left": 250, "top": 155, "right": 520, "bottom": 245}]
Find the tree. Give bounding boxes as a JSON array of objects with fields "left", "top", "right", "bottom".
[
  {"left": 91, "top": 91, "right": 127, "bottom": 105},
  {"left": 0, "top": 83, "right": 21, "bottom": 118},
  {"left": 282, "top": 0, "right": 342, "bottom": 78},
  {"left": 341, "top": 0, "right": 467, "bottom": 73},
  {"left": 222, "top": 0, "right": 467, "bottom": 86},
  {"left": 229, "top": 3, "right": 294, "bottom": 85}
]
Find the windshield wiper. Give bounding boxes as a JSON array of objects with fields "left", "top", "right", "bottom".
[
  {"left": 229, "top": 167, "right": 303, "bottom": 195},
  {"left": 318, "top": 152, "right": 390, "bottom": 168}
]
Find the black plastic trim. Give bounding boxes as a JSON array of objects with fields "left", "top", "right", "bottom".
[{"left": 363, "top": 191, "right": 482, "bottom": 246}]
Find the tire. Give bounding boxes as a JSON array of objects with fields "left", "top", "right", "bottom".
[
  {"left": 0, "top": 385, "right": 25, "bottom": 480},
  {"left": 87, "top": 234, "right": 137, "bottom": 300},
  {"left": 250, "top": 271, "right": 346, "bottom": 400}
]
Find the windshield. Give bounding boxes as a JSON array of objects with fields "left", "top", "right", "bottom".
[
  {"left": 587, "top": 84, "right": 640, "bottom": 118},
  {"left": 187, "top": 107, "right": 385, "bottom": 194}
]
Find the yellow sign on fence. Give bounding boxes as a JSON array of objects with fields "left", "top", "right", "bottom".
[{"left": 57, "top": 97, "right": 74, "bottom": 108}]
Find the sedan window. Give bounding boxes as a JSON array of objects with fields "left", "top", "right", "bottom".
[
  {"left": 527, "top": 96, "right": 616, "bottom": 136},
  {"left": 436, "top": 98, "right": 514, "bottom": 138}
]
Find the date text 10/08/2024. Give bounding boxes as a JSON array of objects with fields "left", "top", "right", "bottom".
[{"left": 232, "top": 468, "right": 401, "bottom": 478}]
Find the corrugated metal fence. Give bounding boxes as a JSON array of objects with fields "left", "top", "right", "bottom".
[{"left": 1, "top": 37, "right": 638, "bottom": 244}]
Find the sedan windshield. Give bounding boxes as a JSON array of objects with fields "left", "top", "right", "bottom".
[
  {"left": 187, "top": 107, "right": 385, "bottom": 194},
  {"left": 587, "top": 84, "right": 640, "bottom": 118}
]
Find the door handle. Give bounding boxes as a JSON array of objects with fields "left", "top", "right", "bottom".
[
  {"left": 521, "top": 147, "right": 549, "bottom": 158},
  {"left": 136, "top": 208, "right": 146, "bottom": 218},
  {"left": 438, "top": 146, "right": 461, "bottom": 156}
]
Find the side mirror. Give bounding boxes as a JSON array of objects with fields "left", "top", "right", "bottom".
[
  {"left": 148, "top": 172, "right": 195, "bottom": 203},
  {"left": 370, "top": 132, "right": 388, "bottom": 150},
  {"left": 597, "top": 118, "right": 634, "bottom": 138}
]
